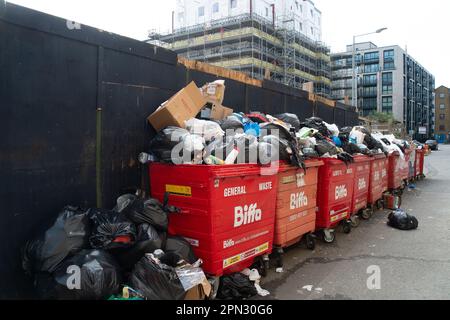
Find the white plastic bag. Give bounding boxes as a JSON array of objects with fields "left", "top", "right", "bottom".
[
  {"left": 185, "top": 118, "right": 225, "bottom": 142},
  {"left": 324, "top": 122, "right": 340, "bottom": 137}
]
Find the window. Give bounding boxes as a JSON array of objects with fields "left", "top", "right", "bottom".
[
  {"left": 295, "top": 1, "right": 299, "bottom": 10},
  {"left": 382, "top": 72, "right": 393, "bottom": 85},
  {"left": 439, "top": 125, "right": 446, "bottom": 131},
  {"left": 363, "top": 74, "right": 377, "bottom": 85},
  {"left": 198, "top": 6, "right": 204, "bottom": 17},
  {"left": 364, "top": 64, "right": 379, "bottom": 73},
  {"left": 362, "top": 98, "right": 377, "bottom": 109},
  {"left": 383, "top": 85, "right": 393, "bottom": 95},
  {"left": 364, "top": 52, "right": 380, "bottom": 62},
  {"left": 363, "top": 86, "right": 377, "bottom": 97},
  {"left": 213, "top": 2, "right": 219, "bottom": 13},
  {"left": 383, "top": 49, "right": 395, "bottom": 61},
  {"left": 265, "top": 7, "right": 269, "bottom": 16},
  {"left": 384, "top": 61, "right": 395, "bottom": 70},
  {"left": 299, "top": 22, "right": 303, "bottom": 31},
  {"left": 300, "top": 5, "right": 303, "bottom": 12},
  {"left": 230, "top": 0, "right": 237, "bottom": 9},
  {"left": 311, "top": 9, "right": 314, "bottom": 17},
  {"left": 440, "top": 93, "right": 446, "bottom": 99},
  {"left": 440, "top": 104, "right": 446, "bottom": 109},
  {"left": 311, "top": 27, "right": 314, "bottom": 35},
  {"left": 440, "top": 114, "right": 446, "bottom": 120},
  {"left": 382, "top": 96, "right": 393, "bottom": 112}
]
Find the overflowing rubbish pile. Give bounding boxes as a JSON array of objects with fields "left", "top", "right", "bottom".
[
  {"left": 22, "top": 80, "right": 424, "bottom": 300},
  {"left": 144, "top": 80, "right": 418, "bottom": 169}
]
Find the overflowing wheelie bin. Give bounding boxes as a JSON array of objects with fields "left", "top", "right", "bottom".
[
  {"left": 316, "top": 158, "right": 355, "bottom": 243},
  {"left": 414, "top": 148, "right": 426, "bottom": 180},
  {"left": 350, "top": 155, "right": 373, "bottom": 225},
  {"left": 149, "top": 163, "right": 278, "bottom": 276},
  {"left": 368, "top": 154, "right": 388, "bottom": 210},
  {"left": 273, "top": 160, "right": 323, "bottom": 266}
]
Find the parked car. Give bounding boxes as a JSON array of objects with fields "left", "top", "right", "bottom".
[{"left": 425, "top": 140, "right": 439, "bottom": 151}]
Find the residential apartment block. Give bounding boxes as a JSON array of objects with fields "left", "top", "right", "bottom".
[{"left": 331, "top": 42, "right": 435, "bottom": 139}]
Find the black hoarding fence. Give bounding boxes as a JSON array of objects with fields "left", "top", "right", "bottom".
[{"left": 0, "top": 2, "right": 358, "bottom": 297}]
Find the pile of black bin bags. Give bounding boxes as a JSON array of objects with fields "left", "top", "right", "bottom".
[{"left": 21, "top": 195, "right": 201, "bottom": 300}]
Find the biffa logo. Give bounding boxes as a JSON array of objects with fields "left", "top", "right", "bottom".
[{"left": 234, "top": 204, "right": 262, "bottom": 227}]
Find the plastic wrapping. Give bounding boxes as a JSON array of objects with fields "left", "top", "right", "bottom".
[
  {"left": 130, "top": 254, "right": 186, "bottom": 300},
  {"left": 388, "top": 209, "right": 419, "bottom": 230},
  {"left": 185, "top": 118, "right": 225, "bottom": 142},
  {"left": 325, "top": 122, "right": 340, "bottom": 137},
  {"left": 22, "top": 206, "right": 90, "bottom": 274},
  {"left": 315, "top": 139, "right": 338, "bottom": 157},
  {"left": 175, "top": 264, "right": 208, "bottom": 292},
  {"left": 35, "top": 250, "right": 122, "bottom": 300},
  {"left": 259, "top": 122, "right": 293, "bottom": 141},
  {"left": 89, "top": 209, "right": 136, "bottom": 250}
]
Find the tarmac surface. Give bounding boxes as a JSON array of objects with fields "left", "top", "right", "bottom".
[{"left": 258, "top": 145, "right": 450, "bottom": 300}]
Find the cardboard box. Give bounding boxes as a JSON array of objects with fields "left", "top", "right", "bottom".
[
  {"left": 201, "top": 103, "right": 233, "bottom": 121},
  {"left": 147, "top": 82, "right": 206, "bottom": 131},
  {"left": 201, "top": 80, "right": 226, "bottom": 105},
  {"left": 211, "top": 104, "right": 233, "bottom": 120},
  {"left": 184, "top": 278, "right": 212, "bottom": 301}
]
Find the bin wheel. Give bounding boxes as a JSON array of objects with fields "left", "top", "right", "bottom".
[
  {"left": 322, "top": 230, "right": 336, "bottom": 244},
  {"left": 350, "top": 215, "right": 360, "bottom": 228},
  {"left": 342, "top": 221, "right": 352, "bottom": 234},
  {"left": 361, "top": 208, "right": 373, "bottom": 220},
  {"left": 306, "top": 234, "right": 316, "bottom": 250}
]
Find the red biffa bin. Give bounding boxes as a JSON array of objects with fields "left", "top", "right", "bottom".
[
  {"left": 316, "top": 158, "right": 354, "bottom": 243},
  {"left": 388, "top": 152, "right": 403, "bottom": 191},
  {"left": 400, "top": 148, "right": 412, "bottom": 183},
  {"left": 414, "top": 148, "right": 425, "bottom": 180},
  {"left": 149, "top": 163, "right": 278, "bottom": 276},
  {"left": 350, "top": 155, "right": 373, "bottom": 223},
  {"left": 273, "top": 160, "right": 323, "bottom": 265},
  {"left": 368, "top": 154, "right": 388, "bottom": 210}
]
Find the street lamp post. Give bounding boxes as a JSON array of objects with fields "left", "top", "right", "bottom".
[{"left": 351, "top": 28, "right": 388, "bottom": 113}]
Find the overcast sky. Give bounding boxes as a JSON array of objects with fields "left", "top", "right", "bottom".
[{"left": 7, "top": 0, "right": 450, "bottom": 86}]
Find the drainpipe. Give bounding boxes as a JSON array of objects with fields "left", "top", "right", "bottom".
[{"left": 271, "top": 4, "right": 276, "bottom": 29}]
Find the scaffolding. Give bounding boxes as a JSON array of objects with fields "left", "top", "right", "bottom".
[{"left": 149, "top": 13, "right": 331, "bottom": 97}]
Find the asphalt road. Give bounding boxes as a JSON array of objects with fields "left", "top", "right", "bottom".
[{"left": 259, "top": 146, "right": 450, "bottom": 300}]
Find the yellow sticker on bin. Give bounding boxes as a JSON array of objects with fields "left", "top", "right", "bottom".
[{"left": 165, "top": 184, "right": 192, "bottom": 197}]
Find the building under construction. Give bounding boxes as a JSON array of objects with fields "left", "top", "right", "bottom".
[{"left": 150, "top": 12, "right": 331, "bottom": 97}]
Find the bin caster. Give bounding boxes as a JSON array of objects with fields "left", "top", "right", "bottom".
[
  {"left": 305, "top": 233, "right": 316, "bottom": 250},
  {"left": 360, "top": 208, "right": 373, "bottom": 220},
  {"left": 322, "top": 229, "right": 336, "bottom": 244},
  {"left": 275, "top": 247, "right": 284, "bottom": 269},
  {"left": 342, "top": 220, "right": 352, "bottom": 234},
  {"left": 376, "top": 199, "right": 384, "bottom": 210},
  {"left": 350, "top": 215, "right": 360, "bottom": 228},
  {"left": 256, "top": 255, "right": 270, "bottom": 277}
]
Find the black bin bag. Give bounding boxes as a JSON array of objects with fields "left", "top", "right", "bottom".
[
  {"left": 22, "top": 206, "right": 91, "bottom": 275},
  {"left": 89, "top": 209, "right": 136, "bottom": 250},
  {"left": 218, "top": 273, "right": 257, "bottom": 300},
  {"left": 116, "top": 194, "right": 179, "bottom": 232},
  {"left": 130, "top": 255, "right": 186, "bottom": 300},
  {"left": 112, "top": 224, "right": 164, "bottom": 271},
  {"left": 387, "top": 209, "right": 419, "bottom": 231},
  {"left": 34, "top": 250, "right": 122, "bottom": 300},
  {"left": 275, "top": 113, "right": 301, "bottom": 131},
  {"left": 164, "top": 236, "right": 198, "bottom": 265}
]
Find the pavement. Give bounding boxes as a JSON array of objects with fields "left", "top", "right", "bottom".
[{"left": 258, "top": 145, "right": 450, "bottom": 300}]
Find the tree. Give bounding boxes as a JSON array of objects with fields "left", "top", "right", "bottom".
[{"left": 368, "top": 112, "right": 396, "bottom": 125}]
